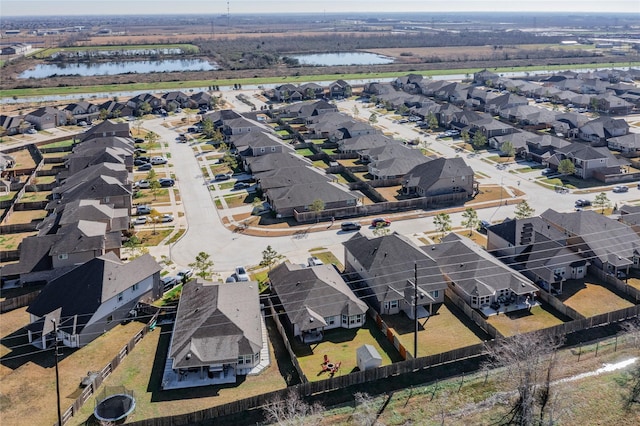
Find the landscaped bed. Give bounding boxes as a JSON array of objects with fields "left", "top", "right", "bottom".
[{"left": 382, "top": 302, "right": 486, "bottom": 358}]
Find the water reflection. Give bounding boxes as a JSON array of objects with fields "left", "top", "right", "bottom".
[{"left": 19, "top": 59, "right": 217, "bottom": 79}]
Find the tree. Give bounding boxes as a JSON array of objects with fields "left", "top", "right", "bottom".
[
  {"left": 484, "top": 331, "right": 563, "bottom": 426},
  {"left": 138, "top": 101, "right": 152, "bottom": 116},
  {"left": 189, "top": 251, "right": 214, "bottom": 280},
  {"left": 309, "top": 199, "right": 325, "bottom": 223},
  {"left": 263, "top": 390, "right": 323, "bottom": 426},
  {"left": 201, "top": 118, "right": 215, "bottom": 138},
  {"left": 500, "top": 140, "right": 515, "bottom": 158},
  {"left": 223, "top": 150, "right": 238, "bottom": 171},
  {"left": 368, "top": 113, "right": 378, "bottom": 124},
  {"left": 260, "top": 245, "right": 284, "bottom": 271},
  {"left": 149, "top": 179, "right": 161, "bottom": 201},
  {"left": 593, "top": 192, "right": 611, "bottom": 214},
  {"left": 123, "top": 235, "right": 148, "bottom": 259},
  {"left": 514, "top": 200, "right": 535, "bottom": 219},
  {"left": 461, "top": 207, "right": 479, "bottom": 236},
  {"left": 620, "top": 319, "right": 640, "bottom": 410},
  {"left": 146, "top": 168, "right": 157, "bottom": 181},
  {"left": 352, "top": 105, "right": 360, "bottom": 117},
  {"left": 433, "top": 213, "right": 451, "bottom": 240},
  {"left": 557, "top": 159, "right": 576, "bottom": 176},
  {"left": 461, "top": 129, "right": 470, "bottom": 145},
  {"left": 145, "top": 131, "right": 159, "bottom": 145},
  {"left": 352, "top": 392, "right": 382, "bottom": 426},
  {"left": 427, "top": 112, "right": 439, "bottom": 131},
  {"left": 472, "top": 132, "right": 487, "bottom": 150},
  {"left": 99, "top": 108, "right": 109, "bottom": 120},
  {"left": 397, "top": 104, "right": 409, "bottom": 116}
]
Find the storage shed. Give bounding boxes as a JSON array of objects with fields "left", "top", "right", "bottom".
[{"left": 356, "top": 344, "right": 382, "bottom": 371}]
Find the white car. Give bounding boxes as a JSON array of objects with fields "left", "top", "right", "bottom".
[
  {"left": 160, "top": 214, "right": 174, "bottom": 223},
  {"left": 132, "top": 216, "right": 148, "bottom": 225},
  {"left": 234, "top": 266, "right": 250, "bottom": 281},
  {"left": 150, "top": 156, "right": 168, "bottom": 165},
  {"left": 307, "top": 256, "right": 324, "bottom": 266},
  {"left": 135, "top": 179, "right": 151, "bottom": 189}
]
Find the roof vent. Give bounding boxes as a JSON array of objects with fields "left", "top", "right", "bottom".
[
  {"left": 186, "top": 353, "right": 191, "bottom": 360},
  {"left": 460, "top": 264, "right": 464, "bottom": 268},
  {"left": 296, "top": 281, "right": 300, "bottom": 286}
]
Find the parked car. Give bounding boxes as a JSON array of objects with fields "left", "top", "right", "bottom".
[
  {"left": 574, "top": 199, "right": 591, "bottom": 207},
  {"left": 225, "top": 275, "right": 237, "bottom": 283},
  {"left": 159, "top": 214, "right": 174, "bottom": 223},
  {"left": 234, "top": 266, "right": 249, "bottom": 282},
  {"left": 215, "top": 173, "right": 231, "bottom": 181},
  {"left": 134, "top": 138, "right": 145, "bottom": 143},
  {"left": 136, "top": 205, "right": 151, "bottom": 215},
  {"left": 478, "top": 220, "right": 491, "bottom": 232},
  {"left": 371, "top": 217, "right": 391, "bottom": 227},
  {"left": 177, "top": 269, "right": 193, "bottom": 282},
  {"left": 159, "top": 178, "right": 175, "bottom": 187},
  {"left": 137, "top": 163, "right": 152, "bottom": 171},
  {"left": 135, "top": 179, "right": 151, "bottom": 189},
  {"left": 541, "top": 168, "right": 554, "bottom": 176},
  {"left": 612, "top": 185, "right": 629, "bottom": 193},
  {"left": 307, "top": 256, "right": 324, "bottom": 267},
  {"left": 26, "top": 128, "right": 37, "bottom": 134},
  {"left": 341, "top": 221, "right": 362, "bottom": 231},
  {"left": 161, "top": 276, "right": 178, "bottom": 292},
  {"left": 132, "top": 216, "right": 148, "bottom": 225},
  {"left": 150, "top": 156, "right": 168, "bottom": 165},
  {"left": 134, "top": 148, "right": 147, "bottom": 154},
  {"left": 233, "top": 182, "right": 250, "bottom": 190}
]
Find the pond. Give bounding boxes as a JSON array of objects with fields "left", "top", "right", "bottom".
[
  {"left": 51, "top": 48, "right": 187, "bottom": 58},
  {"left": 290, "top": 52, "right": 394, "bottom": 66},
  {"left": 19, "top": 59, "right": 217, "bottom": 79}
]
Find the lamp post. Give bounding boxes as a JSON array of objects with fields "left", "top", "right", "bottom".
[{"left": 51, "top": 319, "right": 62, "bottom": 426}]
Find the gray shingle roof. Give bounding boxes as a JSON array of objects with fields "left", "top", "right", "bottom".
[
  {"left": 404, "top": 157, "right": 473, "bottom": 190},
  {"left": 169, "top": 280, "right": 262, "bottom": 369}
]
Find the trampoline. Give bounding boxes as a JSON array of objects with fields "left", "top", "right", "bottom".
[{"left": 94, "top": 393, "right": 136, "bottom": 423}]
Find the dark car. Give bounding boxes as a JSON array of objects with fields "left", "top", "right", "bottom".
[
  {"left": 159, "top": 178, "right": 175, "bottom": 187},
  {"left": 215, "top": 173, "right": 231, "bottom": 181},
  {"left": 134, "top": 138, "right": 145, "bottom": 143},
  {"left": 371, "top": 218, "right": 391, "bottom": 227},
  {"left": 233, "top": 182, "right": 250, "bottom": 190},
  {"left": 575, "top": 199, "right": 591, "bottom": 207},
  {"left": 161, "top": 276, "right": 177, "bottom": 292},
  {"left": 134, "top": 158, "right": 148, "bottom": 166},
  {"left": 341, "top": 221, "right": 362, "bottom": 231},
  {"left": 478, "top": 220, "right": 491, "bottom": 232},
  {"left": 134, "top": 148, "right": 147, "bottom": 154},
  {"left": 137, "top": 163, "right": 152, "bottom": 171}
]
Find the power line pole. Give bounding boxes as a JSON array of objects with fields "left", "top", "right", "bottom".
[
  {"left": 51, "top": 319, "right": 62, "bottom": 426},
  {"left": 413, "top": 263, "right": 418, "bottom": 358}
]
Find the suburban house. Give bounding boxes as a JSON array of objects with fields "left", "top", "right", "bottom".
[
  {"left": 273, "top": 83, "right": 303, "bottom": 102},
  {"left": 189, "top": 91, "right": 214, "bottom": 109},
  {"left": 163, "top": 280, "right": 264, "bottom": 389},
  {"left": 364, "top": 142, "right": 430, "bottom": 180},
  {"left": 265, "top": 180, "right": 363, "bottom": 218},
  {"left": 427, "top": 233, "right": 538, "bottom": 314},
  {"left": 243, "top": 152, "right": 312, "bottom": 175},
  {"left": 402, "top": 157, "right": 475, "bottom": 204},
  {"left": 343, "top": 233, "right": 447, "bottom": 319},
  {"left": 232, "top": 130, "right": 291, "bottom": 157},
  {"left": 97, "top": 100, "right": 134, "bottom": 120},
  {"left": 255, "top": 165, "right": 334, "bottom": 192},
  {"left": 540, "top": 209, "right": 640, "bottom": 278},
  {"left": 162, "top": 91, "right": 191, "bottom": 110},
  {"left": 126, "top": 93, "right": 163, "bottom": 114},
  {"left": 578, "top": 116, "right": 629, "bottom": 145},
  {"left": 592, "top": 93, "right": 634, "bottom": 115},
  {"left": 80, "top": 120, "right": 131, "bottom": 142},
  {"left": 62, "top": 101, "right": 99, "bottom": 123},
  {"left": 486, "top": 217, "right": 588, "bottom": 295},
  {"left": 24, "top": 106, "right": 67, "bottom": 130},
  {"left": 65, "top": 141, "right": 134, "bottom": 175},
  {"left": 328, "top": 79, "right": 352, "bottom": 99},
  {"left": 607, "top": 133, "right": 640, "bottom": 157},
  {"left": 338, "top": 133, "right": 392, "bottom": 154},
  {"left": 0, "top": 114, "right": 27, "bottom": 135},
  {"left": 26, "top": 253, "right": 161, "bottom": 349},
  {"left": 269, "top": 262, "right": 368, "bottom": 343},
  {"left": 546, "top": 142, "right": 622, "bottom": 179}
]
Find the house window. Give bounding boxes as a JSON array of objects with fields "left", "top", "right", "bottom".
[
  {"left": 58, "top": 253, "right": 68, "bottom": 260},
  {"left": 132, "top": 283, "right": 139, "bottom": 292},
  {"left": 238, "top": 356, "right": 244, "bottom": 365},
  {"left": 106, "top": 315, "right": 113, "bottom": 323},
  {"left": 553, "top": 267, "right": 565, "bottom": 276},
  {"left": 342, "top": 315, "right": 348, "bottom": 324},
  {"left": 390, "top": 300, "right": 398, "bottom": 309},
  {"left": 431, "top": 290, "right": 439, "bottom": 299},
  {"left": 104, "top": 197, "right": 110, "bottom": 203},
  {"left": 260, "top": 147, "right": 265, "bottom": 153},
  {"left": 326, "top": 317, "right": 335, "bottom": 325},
  {"left": 576, "top": 267, "right": 584, "bottom": 274},
  {"left": 117, "top": 292, "right": 123, "bottom": 302},
  {"left": 271, "top": 147, "right": 276, "bottom": 152}
]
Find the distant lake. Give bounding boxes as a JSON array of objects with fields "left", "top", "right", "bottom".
[
  {"left": 51, "top": 48, "right": 186, "bottom": 58},
  {"left": 19, "top": 59, "right": 217, "bottom": 79},
  {"left": 291, "top": 52, "right": 394, "bottom": 66}
]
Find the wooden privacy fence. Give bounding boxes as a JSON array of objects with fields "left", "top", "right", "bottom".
[
  {"left": 266, "top": 298, "right": 308, "bottom": 383},
  {"left": 0, "top": 291, "right": 41, "bottom": 313},
  {"left": 445, "top": 289, "right": 502, "bottom": 339},
  {"left": 54, "top": 309, "right": 160, "bottom": 426}
]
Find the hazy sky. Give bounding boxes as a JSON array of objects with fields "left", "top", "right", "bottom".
[{"left": 2, "top": 0, "right": 639, "bottom": 16}]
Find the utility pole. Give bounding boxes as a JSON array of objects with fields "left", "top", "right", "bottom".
[
  {"left": 51, "top": 319, "right": 62, "bottom": 426},
  {"left": 413, "top": 263, "right": 418, "bottom": 358}
]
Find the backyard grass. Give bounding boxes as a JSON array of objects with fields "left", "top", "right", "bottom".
[
  {"left": 71, "top": 320, "right": 288, "bottom": 425},
  {"left": 0, "top": 231, "right": 37, "bottom": 250},
  {"left": 0, "top": 192, "right": 16, "bottom": 202},
  {"left": 312, "top": 160, "right": 328, "bottom": 169},
  {"left": 19, "top": 191, "right": 51, "bottom": 203},
  {"left": 486, "top": 304, "right": 566, "bottom": 337},
  {"left": 559, "top": 277, "right": 635, "bottom": 318},
  {"left": 307, "top": 251, "right": 343, "bottom": 271},
  {"left": 295, "top": 148, "right": 314, "bottom": 156},
  {"left": 0, "top": 307, "right": 145, "bottom": 426},
  {"left": 33, "top": 174, "right": 57, "bottom": 184},
  {"left": 3, "top": 209, "right": 46, "bottom": 225},
  {"left": 292, "top": 320, "right": 403, "bottom": 382},
  {"left": 375, "top": 185, "right": 403, "bottom": 201},
  {"left": 39, "top": 139, "right": 75, "bottom": 149},
  {"left": 3, "top": 148, "right": 36, "bottom": 169},
  {"left": 382, "top": 302, "right": 486, "bottom": 358}
]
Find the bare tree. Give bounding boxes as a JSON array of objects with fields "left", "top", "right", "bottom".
[
  {"left": 263, "top": 390, "right": 323, "bottom": 425},
  {"left": 484, "top": 331, "right": 563, "bottom": 426},
  {"left": 352, "top": 392, "right": 384, "bottom": 426}
]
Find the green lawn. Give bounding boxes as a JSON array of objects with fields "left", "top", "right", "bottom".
[
  {"left": 382, "top": 302, "right": 485, "bottom": 358},
  {"left": 39, "top": 139, "right": 75, "bottom": 149},
  {"left": 295, "top": 148, "right": 314, "bottom": 156},
  {"left": 486, "top": 304, "right": 566, "bottom": 337},
  {"left": 292, "top": 320, "right": 403, "bottom": 382}
]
